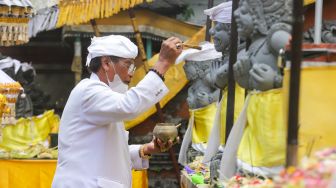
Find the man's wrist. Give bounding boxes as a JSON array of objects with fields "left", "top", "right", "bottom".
[
  {"left": 139, "top": 144, "right": 152, "bottom": 159},
  {"left": 149, "top": 68, "right": 165, "bottom": 81}
]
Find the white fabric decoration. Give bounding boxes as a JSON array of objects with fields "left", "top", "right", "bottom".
[
  {"left": 204, "top": 1, "right": 232, "bottom": 23},
  {"left": 175, "top": 42, "right": 222, "bottom": 64}
]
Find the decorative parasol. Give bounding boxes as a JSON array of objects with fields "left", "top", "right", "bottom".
[
  {"left": 56, "top": 0, "right": 153, "bottom": 27},
  {"left": 0, "top": 0, "right": 33, "bottom": 46}
]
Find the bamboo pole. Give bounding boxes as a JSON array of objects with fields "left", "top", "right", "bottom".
[
  {"left": 90, "top": 19, "right": 101, "bottom": 37},
  {"left": 286, "top": 0, "right": 304, "bottom": 167}
]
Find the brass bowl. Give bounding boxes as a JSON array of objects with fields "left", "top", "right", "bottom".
[{"left": 153, "top": 123, "right": 178, "bottom": 143}]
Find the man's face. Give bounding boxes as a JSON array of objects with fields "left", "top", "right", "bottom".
[{"left": 112, "top": 58, "right": 136, "bottom": 84}]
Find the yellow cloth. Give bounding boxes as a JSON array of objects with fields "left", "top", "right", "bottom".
[
  {"left": 0, "top": 110, "right": 60, "bottom": 151},
  {"left": 57, "top": 0, "right": 153, "bottom": 27},
  {"left": 124, "top": 27, "right": 206, "bottom": 129},
  {"left": 304, "top": 0, "right": 315, "bottom": 5},
  {"left": 237, "top": 89, "right": 286, "bottom": 167},
  {"left": 0, "top": 160, "right": 147, "bottom": 188},
  {"left": 220, "top": 85, "right": 245, "bottom": 145},
  {"left": 190, "top": 103, "right": 217, "bottom": 144},
  {"left": 283, "top": 66, "right": 336, "bottom": 160}
]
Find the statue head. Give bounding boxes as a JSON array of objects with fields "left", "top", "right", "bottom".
[
  {"left": 209, "top": 22, "right": 231, "bottom": 52},
  {"left": 234, "top": 0, "right": 291, "bottom": 39}
]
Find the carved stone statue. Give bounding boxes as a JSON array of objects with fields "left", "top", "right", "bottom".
[
  {"left": 205, "top": 22, "right": 231, "bottom": 90},
  {"left": 184, "top": 59, "right": 220, "bottom": 109},
  {"left": 233, "top": 0, "right": 292, "bottom": 91},
  {"left": 177, "top": 43, "right": 222, "bottom": 165},
  {"left": 304, "top": 20, "right": 336, "bottom": 43},
  {"left": 228, "top": 0, "right": 292, "bottom": 177}
]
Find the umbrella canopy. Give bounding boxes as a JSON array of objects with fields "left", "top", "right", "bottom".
[
  {"left": 56, "top": 0, "right": 153, "bottom": 27},
  {"left": 0, "top": 0, "right": 33, "bottom": 46}
]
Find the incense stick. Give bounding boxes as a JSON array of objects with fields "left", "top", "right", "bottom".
[{"left": 183, "top": 44, "right": 202, "bottom": 50}]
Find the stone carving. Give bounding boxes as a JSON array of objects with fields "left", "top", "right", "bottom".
[
  {"left": 304, "top": 20, "right": 336, "bottom": 43},
  {"left": 233, "top": 0, "right": 292, "bottom": 91},
  {"left": 205, "top": 22, "right": 231, "bottom": 90},
  {"left": 183, "top": 59, "right": 220, "bottom": 109},
  {"left": 0, "top": 57, "right": 51, "bottom": 117}
]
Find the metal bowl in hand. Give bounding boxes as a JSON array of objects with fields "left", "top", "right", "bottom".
[{"left": 153, "top": 123, "right": 180, "bottom": 143}]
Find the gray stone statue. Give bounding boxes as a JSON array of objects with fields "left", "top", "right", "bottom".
[
  {"left": 205, "top": 22, "right": 231, "bottom": 90},
  {"left": 233, "top": 0, "right": 292, "bottom": 91},
  {"left": 178, "top": 43, "right": 222, "bottom": 165},
  {"left": 304, "top": 20, "right": 336, "bottom": 43},
  {"left": 183, "top": 56, "right": 221, "bottom": 109}
]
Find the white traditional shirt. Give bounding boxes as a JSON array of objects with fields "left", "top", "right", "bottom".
[{"left": 52, "top": 71, "right": 168, "bottom": 188}]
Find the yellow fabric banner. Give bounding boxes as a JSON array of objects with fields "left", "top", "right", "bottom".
[
  {"left": 238, "top": 89, "right": 286, "bottom": 167},
  {"left": 0, "top": 160, "right": 147, "bottom": 188},
  {"left": 283, "top": 66, "right": 336, "bottom": 160}
]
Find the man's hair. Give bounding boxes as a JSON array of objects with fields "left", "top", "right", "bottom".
[{"left": 88, "top": 56, "right": 122, "bottom": 73}]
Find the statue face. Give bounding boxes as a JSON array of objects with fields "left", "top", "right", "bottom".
[
  {"left": 234, "top": 0, "right": 254, "bottom": 39},
  {"left": 209, "top": 22, "right": 230, "bottom": 52}
]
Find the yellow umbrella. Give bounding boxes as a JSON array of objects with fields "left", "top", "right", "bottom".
[{"left": 56, "top": 0, "right": 153, "bottom": 27}]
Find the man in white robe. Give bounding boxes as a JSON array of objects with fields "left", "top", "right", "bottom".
[{"left": 52, "top": 35, "right": 183, "bottom": 188}]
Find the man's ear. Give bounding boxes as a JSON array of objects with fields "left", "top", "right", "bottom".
[{"left": 101, "top": 56, "right": 110, "bottom": 71}]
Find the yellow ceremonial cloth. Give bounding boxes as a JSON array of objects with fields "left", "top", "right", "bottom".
[
  {"left": 220, "top": 85, "right": 245, "bottom": 145},
  {"left": 237, "top": 89, "right": 286, "bottom": 167},
  {"left": 304, "top": 0, "right": 315, "bottom": 6},
  {"left": 190, "top": 103, "right": 217, "bottom": 144},
  {"left": 283, "top": 66, "right": 336, "bottom": 160},
  {"left": 0, "top": 160, "right": 148, "bottom": 188},
  {"left": 0, "top": 110, "right": 60, "bottom": 151}
]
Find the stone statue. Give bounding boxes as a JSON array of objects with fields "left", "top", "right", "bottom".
[
  {"left": 233, "top": 0, "right": 292, "bottom": 91},
  {"left": 0, "top": 58, "right": 51, "bottom": 118},
  {"left": 184, "top": 59, "right": 220, "bottom": 109},
  {"left": 177, "top": 43, "right": 222, "bottom": 165},
  {"left": 205, "top": 22, "right": 231, "bottom": 90},
  {"left": 304, "top": 20, "right": 336, "bottom": 43},
  {"left": 227, "top": 0, "right": 292, "bottom": 177}
]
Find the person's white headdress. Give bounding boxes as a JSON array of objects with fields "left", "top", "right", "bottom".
[
  {"left": 86, "top": 35, "right": 138, "bottom": 66},
  {"left": 204, "top": 1, "right": 232, "bottom": 23},
  {"left": 175, "top": 42, "right": 222, "bottom": 64}
]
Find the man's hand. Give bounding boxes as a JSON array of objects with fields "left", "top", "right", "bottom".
[
  {"left": 143, "top": 137, "right": 180, "bottom": 155},
  {"left": 153, "top": 37, "right": 183, "bottom": 75}
]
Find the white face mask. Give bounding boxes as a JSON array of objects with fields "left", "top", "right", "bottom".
[{"left": 105, "top": 63, "right": 128, "bottom": 93}]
